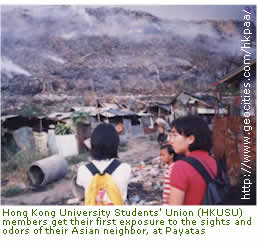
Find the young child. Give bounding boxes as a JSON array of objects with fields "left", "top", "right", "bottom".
[
  {"left": 115, "top": 122, "right": 124, "bottom": 135},
  {"left": 160, "top": 144, "right": 176, "bottom": 205},
  {"left": 157, "top": 125, "right": 168, "bottom": 147}
]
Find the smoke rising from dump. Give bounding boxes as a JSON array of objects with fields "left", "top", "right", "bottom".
[
  {"left": 1, "top": 56, "right": 31, "bottom": 78},
  {"left": 1, "top": 6, "right": 255, "bottom": 115},
  {"left": 2, "top": 5, "right": 253, "bottom": 57}
]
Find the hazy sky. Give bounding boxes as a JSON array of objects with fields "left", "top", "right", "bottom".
[
  {"left": 1, "top": 4, "right": 255, "bottom": 21},
  {"left": 121, "top": 5, "right": 255, "bottom": 21}
]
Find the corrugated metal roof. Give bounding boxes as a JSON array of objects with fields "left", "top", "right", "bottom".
[
  {"left": 71, "top": 106, "right": 137, "bottom": 118},
  {"left": 136, "top": 112, "right": 152, "bottom": 117},
  {"left": 217, "top": 59, "right": 256, "bottom": 85},
  {"left": 101, "top": 103, "right": 120, "bottom": 109},
  {"left": 149, "top": 102, "right": 171, "bottom": 112},
  {"left": 48, "top": 112, "right": 73, "bottom": 120},
  {"left": 1, "top": 114, "right": 19, "bottom": 122},
  {"left": 197, "top": 107, "right": 228, "bottom": 114},
  {"left": 176, "top": 91, "right": 223, "bottom": 108},
  {"left": 71, "top": 107, "right": 98, "bottom": 116},
  {"left": 100, "top": 111, "right": 116, "bottom": 118},
  {"left": 107, "top": 108, "right": 136, "bottom": 117}
]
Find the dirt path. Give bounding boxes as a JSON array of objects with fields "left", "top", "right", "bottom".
[
  {"left": 119, "top": 136, "right": 160, "bottom": 164},
  {"left": 1, "top": 135, "right": 161, "bottom": 205}
]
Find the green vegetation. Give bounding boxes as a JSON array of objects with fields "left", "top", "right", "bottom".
[
  {"left": 1, "top": 135, "right": 19, "bottom": 162},
  {"left": 55, "top": 122, "right": 73, "bottom": 135},
  {"left": 2, "top": 186, "right": 24, "bottom": 197},
  {"left": 71, "top": 111, "right": 91, "bottom": 125},
  {"left": 1, "top": 149, "right": 45, "bottom": 174}
]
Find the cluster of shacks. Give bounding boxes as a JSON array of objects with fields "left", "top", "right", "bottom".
[
  {"left": 2, "top": 60, "right": 256, "bottom": 186},
  {"left": 1, "top": 102, "right": 155, "bottom": 159},
  {"left": 1, "top": 91, "right": 227, "bottom": 159}
]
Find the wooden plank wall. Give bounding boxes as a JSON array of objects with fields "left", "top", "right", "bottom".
[{"left": 212, "top": 116, "right": 256, "bottom": 184}]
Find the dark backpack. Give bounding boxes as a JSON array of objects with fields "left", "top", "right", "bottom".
[{"left": 182, "top": 156, "right": 230, "bottom": 205}]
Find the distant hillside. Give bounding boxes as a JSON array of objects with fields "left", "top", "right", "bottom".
[{"left": 1, "top": 6, "right": 256, "bottom": 114}]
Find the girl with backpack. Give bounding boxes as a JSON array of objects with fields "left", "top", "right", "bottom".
[
  {"left": 76, "top": 123, "right": 131, "bottom": 205},
  {"left": 167, "top": 115, "right": 218, "bottom": 205}
]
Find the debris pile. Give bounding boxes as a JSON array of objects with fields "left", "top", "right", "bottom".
[
  {"left": 2, "top": 6, "right": 245, "bottom": 114},
  {"left": 127, "top": 156, "right": 167, "bottom": 205}
]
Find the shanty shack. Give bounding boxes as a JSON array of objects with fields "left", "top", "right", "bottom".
[
  {"left": 1, "top": 114, "right": 57, "bottom": 133},
  {"left": 101, "top": 108, "right": 144, "bottom": 137},
  {"left": 211, "top": 59, "right": 256, "bottom": 183},
  {"left": 214, "top": 59, "right": 256, "bottom": 117},
  {"left": 1, "top": 114, "right": 57, "bottom": 160},
  {"left": 71, "top": 106, "right": 153, "bottom": 138},
  {"left": 171, "top": 91, "right": 227, "bottom": 126},
  {"left": 1, "top": 111, "right": 81, "bottom": 158},
  {"left": 137, "top": 112, "right": 155, "bottom": 134},
  {"left": 147, "top": 102, "right": 174, "bottom": 124}
]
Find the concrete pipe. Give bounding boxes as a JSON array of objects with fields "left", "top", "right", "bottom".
[{"left": 28, "top": 155, "right": 68, "bottom": 187}]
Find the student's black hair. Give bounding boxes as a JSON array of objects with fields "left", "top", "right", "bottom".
[
  {"left": 170, "top": 115, "right": 212, "bottom": 152},
  {"left": 111, "top": 117, "right": 123, "bottom": 126},
  {"left": 90, "top": 123, "right": 120, "bottom": 160},
  {"left": 160, "top": 144, "right": 185, "bottom": 162},
  {"left": 160, "top": 144, "right": 174, "bottom": 155}
]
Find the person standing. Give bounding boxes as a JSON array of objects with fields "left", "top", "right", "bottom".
[
  {"left": 167, "top": 115, "right": 217, "bottom": 205},
  {"left": 76, "top": 123, "right": 131, "bottom": 204}
]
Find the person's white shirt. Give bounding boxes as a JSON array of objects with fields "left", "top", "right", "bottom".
[{"left": 76, "top": 158, "right": 131, "bottom": 202}]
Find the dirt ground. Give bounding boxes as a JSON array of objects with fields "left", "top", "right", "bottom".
[{"left": 1, "top": 135, "right": 162, "bottom": 205}]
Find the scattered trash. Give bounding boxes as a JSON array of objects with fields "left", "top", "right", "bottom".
[
  {"left": 127, "top": 156, "right": 166, "bottom": 205},
  {"left": 66, "top": 198, "right": 82, "bottom": 205},
  {"left": 153, "top": 183, "right": 162, "bottom": 190},
  {"left": 1, "top": 179, "right": 9, "bottom": 186},
  {"left": 63, "top": 195, "right": 71, "bottom": 200},
  {"left": 143, "top": 181, "right": 153, "bottom": 191},
  {"left": 128, "top": 195, "right": 140, "bottom": 204}
]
